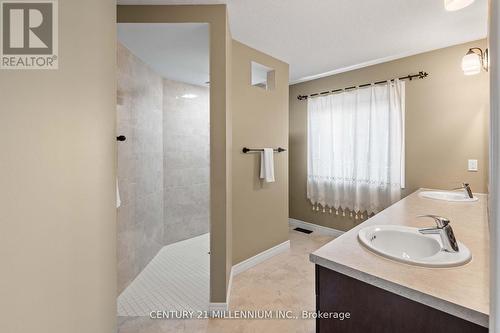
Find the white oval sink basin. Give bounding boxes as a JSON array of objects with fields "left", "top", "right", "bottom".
[
  {"left": 358, "top": 225, "right": 471, "bottom": 267},
  {"left": 419, "top": 190, "right": 478, "bottom": 202}
]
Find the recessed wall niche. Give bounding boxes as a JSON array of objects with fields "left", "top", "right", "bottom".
[{"left": 251, "top": 61, "right": 275, "bottom": 91}]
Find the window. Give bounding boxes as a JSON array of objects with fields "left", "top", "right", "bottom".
[
  {"left": 307, "top": 80, "right": 405, "bottom": 219},
  {"left": 251, "top": 61, "right": 275, "bottom": 91}
]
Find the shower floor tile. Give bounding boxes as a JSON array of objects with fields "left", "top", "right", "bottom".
[{"left": 117, "top": 233, "right": 210, "bottom": 316}]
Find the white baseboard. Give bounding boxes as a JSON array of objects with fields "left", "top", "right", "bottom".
[
  {"left": 210, "top": 241, "right": 289, "bottom": 312},
  {"left": 210, "top": 220, "right": 342, "bottom": 313},
  {"left": 209, "top": 218, "right": 344, "bottom": 312},
  {"left": 209, "top": 220, "right": 340, "bottom": 312},
  {"left": 232, "top": 240, "right": 291, "bottom": 276},
  {"left": 289, "top": 218, "right": 344, "bottom": 238},
  {"left": 226, "top": 267, "right": 233, "bottom": 304}
]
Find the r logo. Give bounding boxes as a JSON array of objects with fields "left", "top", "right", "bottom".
[
  {"left": 2, "top": 2, "right": 52, "bottom": 54},
  {"left": 1, "top": 1, "right": 58, "bottom": 69}
]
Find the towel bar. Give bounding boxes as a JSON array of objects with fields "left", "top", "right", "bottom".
[{"left": 242, "top": 147, "right": 286, "bottom": 153}]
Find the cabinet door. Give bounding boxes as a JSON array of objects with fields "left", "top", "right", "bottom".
[{"left": 315, "top": 265, "right": 487, "bottom": 333}]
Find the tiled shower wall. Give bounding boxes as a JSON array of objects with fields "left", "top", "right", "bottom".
[
  {"left": 117, "top": 43, "right": 164, "bottom": 293},
  {"left": 163, "top": 79, "right": 210, "bottom": 245},
  {"left": 117, "top": 44, "right": 210, "bottom": 293}
]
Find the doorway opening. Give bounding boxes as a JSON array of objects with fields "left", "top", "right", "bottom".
[{"left": 116, "top": 22, "right": 210, "bottom": 316}]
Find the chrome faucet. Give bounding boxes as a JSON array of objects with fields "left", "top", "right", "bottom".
[
  {"left": 417, "top": 215, "right": 459, "bottom": 252},
  {"left": 452, "top": 183, "right": 473, "bottom": 199}
]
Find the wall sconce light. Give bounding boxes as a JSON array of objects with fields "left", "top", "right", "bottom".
[
  {"left": 444, "top": 0, "right": 475, "bottom": 11},
  {"left": 461, "top": 48, "right": 489, "bottom": 75}
]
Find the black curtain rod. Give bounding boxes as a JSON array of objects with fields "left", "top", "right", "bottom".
[{"left": 297, "top": 71, "right": 429, "bottom": 101}]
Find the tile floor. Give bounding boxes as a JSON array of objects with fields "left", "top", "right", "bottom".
[
  {"left": 118, "top": 228, "right": 334, "bottom": 333},
  {"left": 118, "top": 234, "right": 210, "bottom": 316}
]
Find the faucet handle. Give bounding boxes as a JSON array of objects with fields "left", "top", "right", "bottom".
[
  {"left": 417, "top": 214, "right": 450, "bottom": 228},
  {"left": 450, "top": 182, "right": 474, "bottom": 198}
]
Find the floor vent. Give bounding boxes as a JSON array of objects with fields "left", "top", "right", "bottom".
[{"left": 294, "top": 227, "right": 313, "bottom": 234}]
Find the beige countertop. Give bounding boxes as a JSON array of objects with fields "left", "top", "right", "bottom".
[{"left": 310, "top": 189, "right": 489, "bottom": 327}]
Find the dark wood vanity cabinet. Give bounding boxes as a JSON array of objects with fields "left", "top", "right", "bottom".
[{"left": 315, "top": 265, "right": 487, "bottom": 333}]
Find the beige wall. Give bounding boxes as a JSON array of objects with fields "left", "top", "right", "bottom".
[
  {"left": 118, "top": 5, "right": 232, "bottom": 303},
  {"left": 0, "top": 1, "right": 117, "bottom": 332},
  {"left": 231, "top": 41, "right": 290, "bottom": 264},
  {"left": 290, "top": 40, "right": 489, "bottom": 231}
]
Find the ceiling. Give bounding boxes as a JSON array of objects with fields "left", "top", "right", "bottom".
[
  {"left": 117, "top": 23, "right": 209, "bottom": 86},
  {"left": 117, "top": 0, "right": 488, "bottom": 84}
]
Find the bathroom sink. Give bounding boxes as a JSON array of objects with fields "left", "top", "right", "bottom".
[
  {"left": 358, "top": 225, "right": 471, "bottom": 267},
  {"left": 419, "top": 190, "right": 478, "bottom": 202}
]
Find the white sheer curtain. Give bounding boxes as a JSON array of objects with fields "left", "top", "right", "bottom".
[{"left": 307, "top": 79, "right": 405, "bottom": 218}]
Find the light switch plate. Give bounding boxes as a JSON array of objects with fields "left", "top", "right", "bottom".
[{"left": 468, "top": 159, "right": 478, "bottom": 172}]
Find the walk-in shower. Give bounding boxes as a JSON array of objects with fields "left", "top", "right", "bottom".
[{"left": 115, "top": 23, "right": 210, "bottom": 317}]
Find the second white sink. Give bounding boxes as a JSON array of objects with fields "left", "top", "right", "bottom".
[
  {"left": 358, "top": 225, "right": 471, "bottom": 267},
  {"left": 419, "top": 190, "right": 478, "bottom": 202}
]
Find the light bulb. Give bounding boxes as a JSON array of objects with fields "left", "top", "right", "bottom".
[
  {"left": 444, "top": 0, "right": 475, "bottom": 11},
  {"left": 181, "top": 93, "right": 198, "bottom": 99}
]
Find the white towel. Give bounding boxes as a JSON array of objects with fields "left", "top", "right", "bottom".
[
  {"left": 116, "top": 178, "right": 121, "bottom": 208},
  {"left": 260, "top": 148, "right": 275, "bottom": 183}
]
